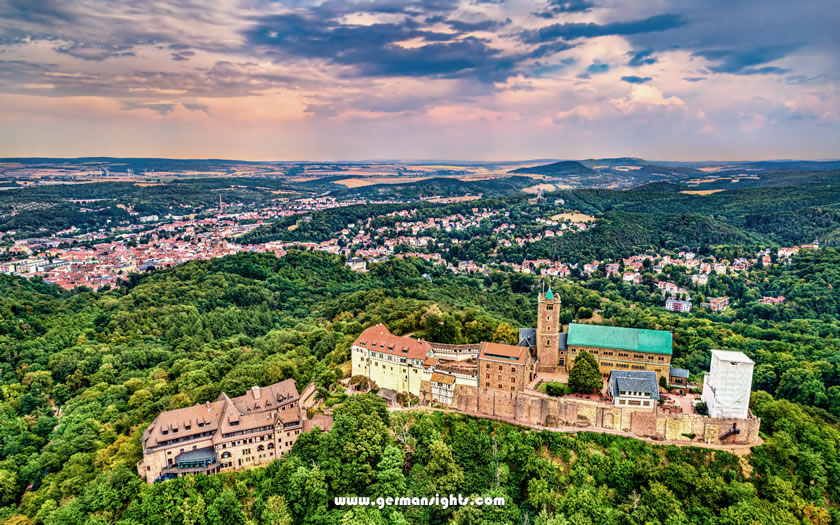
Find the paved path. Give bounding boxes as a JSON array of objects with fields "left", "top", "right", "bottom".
[{"left": 390, "top": 405, "right": 761, "bottom": 454}]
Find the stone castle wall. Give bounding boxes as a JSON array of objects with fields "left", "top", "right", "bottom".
[{"left": 448, "top": 385, "right": 760, "bottom": 445}]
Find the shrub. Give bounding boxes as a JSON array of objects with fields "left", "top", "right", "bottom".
[{"left": 546, "top": 382, "right": 566, "bottom": 397}]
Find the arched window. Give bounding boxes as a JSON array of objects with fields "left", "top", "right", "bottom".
[
  {"left": 221, "top": 451, "right": 231, "bottom": 459},
  {"left": 267, "top": 443, "right": 275, "bottom": 449},
  {"left": 257, "top": 445, "right": 265, "bottom": 452}
]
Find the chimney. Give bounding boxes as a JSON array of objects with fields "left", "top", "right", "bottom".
[{"left": 251, "top": 385, "right": 261, "bottom": 400}]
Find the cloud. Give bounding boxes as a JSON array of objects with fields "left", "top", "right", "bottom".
[
  {"left": 0, "top": 0, "right": 837, "bottom": 160},
  {"left": 586, "top": 62, "right": 609, "bottom": 74},
  {"left": 171, "top": 51, "right": 195, "bottom": 62},
  {"left": 182, "top": 102, "right": 208, "bottom": 113},
  {"left": 533, "top": 0, "right": 595, "bottom": 19},
  {"left": 244, "top": 13, "right": 519, "bottom": 82},
  {"left": 55, "top": 42, "right": 136, "bottom": 61},
  {"left": 692, "top": 46, "right": 796, "bottom": 75},
  {"left": 627, "top": 48, "right": 656, "bottom": 67},
  {"left": 611, "top": 85, "right": 685, "bottom": 112},
  {"left": 122, "top": 101, "right": 176, "bottom": 115},
  {"left": 0, "top": 0, "right": 76, "bottom": 24},
  {"left": 621, "top": 75, "right": 651, "bottom": 84},
  {"left": 521, "top": 13, "right": 685, "bottom": 44},
  {"left": 783, "top": 94, "right": 837, "bottom": 121}
]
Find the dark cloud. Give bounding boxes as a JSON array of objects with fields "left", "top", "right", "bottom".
[
  {"left": 521, "top": 13, "right": 684, "bottom": 43},
  {"left": 621, "top": 75, "right": 651, "bottom": 84},
  {"left": 586, "top": 62, "right": 609, "bottom": 74},
  {"left": 446, "top": 18, "right": 510, "bottom": 32},
  {"left": 533, "top": 0, "right": 595, "bottom": 19},
  {"left": 313, "top": 0, "right": 458, "bottom": 18},
  {"left": 122, "top": 101, "right": 175, "bottom": 115},
  {"left": 785, "top": 74, "right": 829, "bottom": 85},
  {"left": 692, "top": 46, "right": 796, "bottom": 75},
  {"left": 171, "top": 51, "right": 195, "bottom": 62},
  {"left": 54, "top": 42, "right": 136, "bottom": 61},
  {"left": 528, "top": 40, "right": 576, "bottom": 59},
  {"left": 0, "top": 0, "right": 76, "bottom": 24},
  {"left": 627, "top": 48, "right": 656, "bottom": 67},
  {"left": 245, "top": 13, "right": 519, "bottom": 82},
  {"left": 183, "top": 102, "right": 208, "bottom": 112},
  {"left": 682, "top": 77, "right": 705, "bottom": 82}
]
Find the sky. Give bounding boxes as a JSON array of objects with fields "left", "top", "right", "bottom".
[{"left": 0, "top": 0, "right": 837, "bottom": 161}]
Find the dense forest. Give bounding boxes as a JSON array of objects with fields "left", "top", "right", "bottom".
[{"left": 1, "top": 250, "right": 840, "bottom": 523}]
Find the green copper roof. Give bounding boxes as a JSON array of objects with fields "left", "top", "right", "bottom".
[
  {"left": 544, "top": 288, "right": 554, "bottom": 300},
  {"left": 567, "top": 323, "right": 672, "bottom": 355}
]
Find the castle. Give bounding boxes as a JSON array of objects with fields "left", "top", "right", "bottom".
[
  {"left": 137, "top": 379, "right": 333, "bottom": 484},
  {"left": 350, "top": 288, "right": 760, "bottom": 445},
  {"left": 351, "top": 288, "right": 677, "bottom": 400}
]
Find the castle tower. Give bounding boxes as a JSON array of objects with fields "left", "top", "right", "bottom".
[{"left": 537, "top": 287, "right": 560, "bottom": 372}]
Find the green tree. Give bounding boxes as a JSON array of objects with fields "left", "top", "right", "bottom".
[
  {"left": 492, "top": 322, "right": 518, "bottom": 345},
  {"left": 206, "top": 490, "right": 246, "bottom": 525},
  {"left": 568, "top": 350, "right": 602, "bottom": 393}
]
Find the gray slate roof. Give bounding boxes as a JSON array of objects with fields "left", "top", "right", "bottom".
[
  {"left": 518, "top": 328, "right": 536, "bottom": 347},
  {"left": 175, "top": 446, "right": 216, "bottom": 462},
  {"left": 558, "top": 333, "right": 568, "bottom": 350},
  {"left": 609, "top": 370, "right": 660, "bottom": 400},
  {"left": 669, "top": 366, "right": 690, "bottom": 379},
  {"left": 518, "top": 328, "right": 567, "bottom": 351}
]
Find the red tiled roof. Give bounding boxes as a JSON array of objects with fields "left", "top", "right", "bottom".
[
  {"left": 352, "top": 323, "right": 431, "bottom": 360},
  {"left": 479, "top": 341, "right": 528, "bottom": 365}
]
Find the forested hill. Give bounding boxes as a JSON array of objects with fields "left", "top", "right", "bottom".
[
  {"left": 241, "top": 181, "right": 840, "bottom": 261},
  {"left": 0, "top": 250, "right": 839, "bottom": 522},
  {"left": 330, "top": 175, "right": 537, "bottom": 199}
]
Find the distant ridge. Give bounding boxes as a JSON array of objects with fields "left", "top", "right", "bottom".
[{"left": 508, "top": 160, "right": 596, "bottom": 176}]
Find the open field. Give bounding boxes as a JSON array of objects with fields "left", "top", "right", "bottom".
[
  {"left": 551, "top": 212, "right": 597, "bottom": 222},
  {"left": 680, "top": 189, "right": 726, "bottom": 195},
  {"left": 523, "top": 183, "right": 558, "bottom": 194}
]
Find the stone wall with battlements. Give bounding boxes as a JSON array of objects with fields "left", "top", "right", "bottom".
[{"left": 447, "top": 385, "right": 760, "bottom": 446}]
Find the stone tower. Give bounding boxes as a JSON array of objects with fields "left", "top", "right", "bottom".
[{"left": 537, "top": 287, "right": 560, "bottom": 372}]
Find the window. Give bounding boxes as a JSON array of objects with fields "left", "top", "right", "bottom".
[
  {"left": 547, "top": 304, "right": 553, "bottom": 310},
  {"left": 511, "top": 367, "right": 516, "bottom": 373},
  {"left": 511, "top": 386, "right": 515, "bottom": 391}
]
